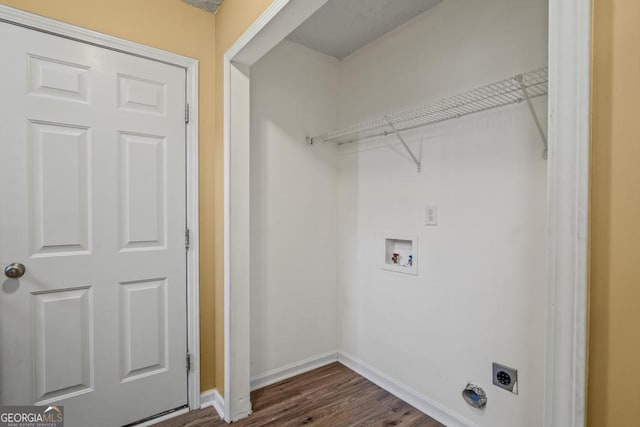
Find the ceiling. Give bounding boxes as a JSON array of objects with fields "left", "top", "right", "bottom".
[
  {"left": 286, "top": 0, "right": 444, "bottom": 59},
  {"left": 182, "top": 0, "right": 224, "bottom": 14}
]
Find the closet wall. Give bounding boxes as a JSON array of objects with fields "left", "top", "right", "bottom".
[
  {"left": 338, "top": 0, "right": 547, "bottom": 425},
  {"left": 250, "top": 41, "right": 340, "bottom": 383},
  {"left": 250, "top": 0, "right": 547, "bottom": 425}
]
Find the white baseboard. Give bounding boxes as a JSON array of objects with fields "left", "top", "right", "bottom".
[
  {"left": 337, "top": 351, "right": 477, "bottom": 427},
  {"left": 250, "top": 351, "right": 338, "bottom": 391},
  {"left": 200, "top": 388, "right": 225, "bottom": 420}
]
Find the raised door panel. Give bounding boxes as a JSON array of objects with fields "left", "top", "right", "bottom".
[
  {"left": 28, "top": 54, "right": 90, "bottom": 103},
  {"left": 32, "top": 287, "right": 94, "bottom": 404},
  {"left": 119, "top": 278, "right": 168, "bottom": 382},
  {"left": 117, "top": 74, "right": 166, "bottom": 115},
  {"left": 118, "top": 132, "right": 167, "bottom": 251},
  {"left": 28, "top": 121, "right": 91, "bottom": 256}
]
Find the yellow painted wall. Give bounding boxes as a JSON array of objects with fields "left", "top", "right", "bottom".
[
  {"left": 0, "top": 0, "right": 219, "bottom": 391},
  {"left": 212, "top": 0, "right": 274, "bottom": 395},
  {"left": 13, "top": 2, "right": 631, "bottom": 419},
  {"left": 588, "top": 0, "right": 640, "bottom": 425}
]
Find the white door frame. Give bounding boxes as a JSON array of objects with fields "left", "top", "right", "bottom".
[
  {"left": 224, "top": 0, "right": 591, "bottom": 426},
  {"left": 0, "top": 4, "right": 202, "bottom": 412}
]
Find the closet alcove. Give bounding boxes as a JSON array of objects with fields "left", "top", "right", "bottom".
[{"left": 247, "top": 1, "right": 548, "bottom": 425}]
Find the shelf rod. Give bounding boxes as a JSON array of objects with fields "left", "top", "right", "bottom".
[
  {"left": 517, "top": 74, "right": 548, "bottom": 159},
  {"left": 387, "top": 118, "right": 421, "bottom": 172},
  {"left": 330, "top": 94, "right": 542, "bottom": 146},
  {"left": 306, "top": 68, "right": 548, "bottom": 155}
]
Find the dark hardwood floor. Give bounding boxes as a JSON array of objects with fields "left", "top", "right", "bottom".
[{"left": 154, "top": 362, "right": 444, "bottom": 426}]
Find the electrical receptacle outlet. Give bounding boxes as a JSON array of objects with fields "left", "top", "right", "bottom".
[
  {"left": 425, "top": 206, "right": 437, "bottom": 226},
  {"left": 492, "top": 362, "right": 518, "bottom": 394}
]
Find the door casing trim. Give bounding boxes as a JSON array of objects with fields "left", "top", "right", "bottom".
[{"left": 0, "top": 4, "right": 201, "bottom": 411}]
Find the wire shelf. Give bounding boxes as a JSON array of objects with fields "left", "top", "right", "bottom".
[{"left": 307, "top": 67, "right": 548, "bottom": 146}]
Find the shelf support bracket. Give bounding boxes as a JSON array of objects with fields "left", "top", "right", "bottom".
[
  {"left": 516, "top": 75, "right": 548, "bottom": 159},
  {"left": 387, "top": 119, "right": 421, "bottom": 172}
]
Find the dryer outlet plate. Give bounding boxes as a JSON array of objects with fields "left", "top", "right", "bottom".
[{"left": 492, "top": 362, "right": 518, "bottom": 394}]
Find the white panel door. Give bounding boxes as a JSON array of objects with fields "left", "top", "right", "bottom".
[{"left": 0, "top": 23, "right": 188, "bottom": 426}]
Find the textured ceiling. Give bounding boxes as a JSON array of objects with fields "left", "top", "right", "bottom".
[
  {"left": 286, "top": 0, "right": 443, "bottom": 59},
  {"left": 182, "top": 0, "right": 224, "bottom": 14}
]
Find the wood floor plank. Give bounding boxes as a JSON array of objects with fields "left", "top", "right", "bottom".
[{"left": 153, "top": 363, "right": 445, "bottom": 427}]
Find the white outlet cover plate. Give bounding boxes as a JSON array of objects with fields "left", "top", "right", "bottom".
[{"left": 425, "top": 205, "right": 437, "bottom": 226}]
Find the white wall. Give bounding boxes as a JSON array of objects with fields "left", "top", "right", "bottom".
[
  {"left": 249, "top": 41, "right": 339, "bottom": 381},
  {"left": 337, "top": 0, "right": 548, "bottom": 426},
  {"left": 337, "top": 0, "right": 548, "bottom": 127},
  {"left": 249, "top": 0, "right": 548, "bottom": 425}
]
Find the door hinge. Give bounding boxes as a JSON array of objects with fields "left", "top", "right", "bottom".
[
  {"left": 186, "top": 353, "right": 192, "bottom": 371},
  {"left": 185, "top": 228, "right": 190, "bottom": 250},
  {"left": 185, "top": 103, "right": 190, "bottom": 124}
]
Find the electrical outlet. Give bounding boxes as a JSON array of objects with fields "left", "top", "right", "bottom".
[
  {"left": 492, "top": 362, "right": 518, "bottom": 394},
  {"left": 425, "top": 206, "right": 437, "bottom": 226}
]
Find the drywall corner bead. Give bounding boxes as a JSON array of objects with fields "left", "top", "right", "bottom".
[{"left": 182, "top": 0, "right": 224, "bottom": 14}]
